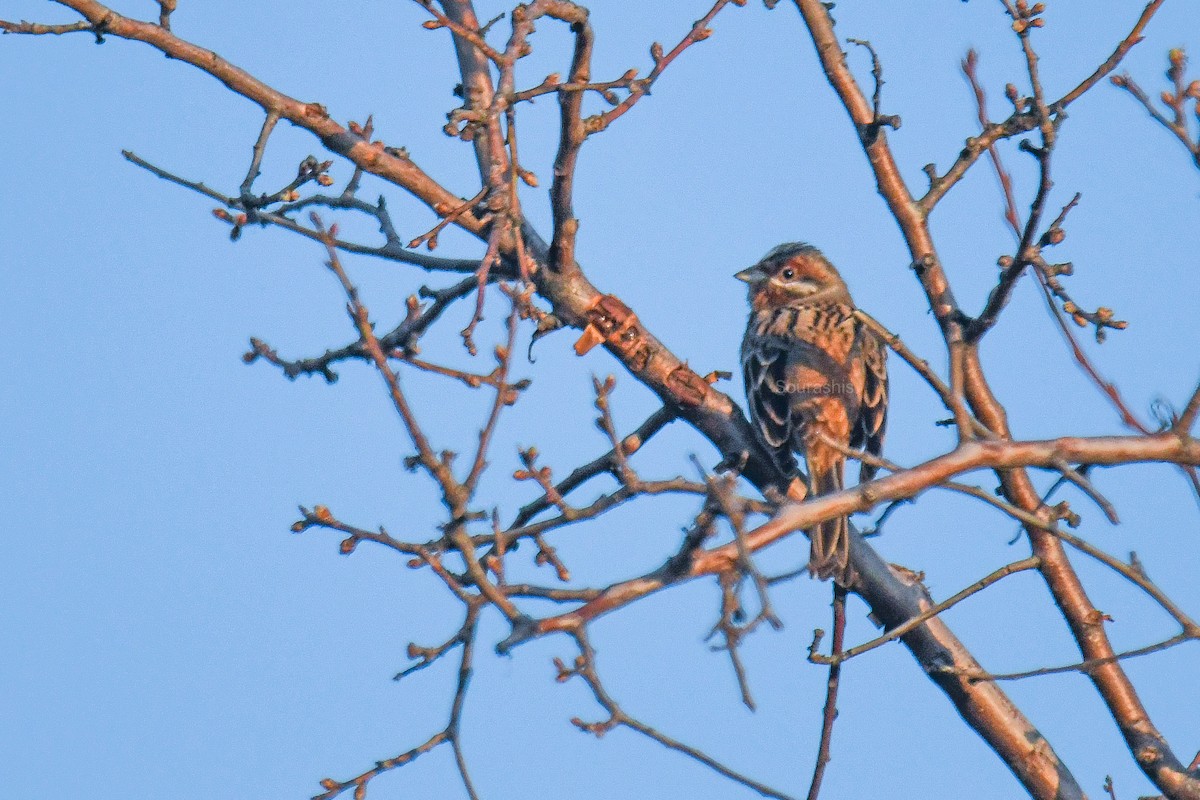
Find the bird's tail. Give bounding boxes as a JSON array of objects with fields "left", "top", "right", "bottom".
[{"left": 808, "top": 464, "right": 853, "bottom": 585}]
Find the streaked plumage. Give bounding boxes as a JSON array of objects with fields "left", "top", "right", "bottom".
[{"left": 738, "top": 243, "right": 888, "bottom": 585}]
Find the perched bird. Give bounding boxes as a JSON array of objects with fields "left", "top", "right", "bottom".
[{"left": 737, "top": 243, "right": 888, "bottom": 585}]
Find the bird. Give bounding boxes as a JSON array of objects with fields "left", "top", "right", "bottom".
[{"left": 737, "top": 243, "right": 888, "bottom": 585}]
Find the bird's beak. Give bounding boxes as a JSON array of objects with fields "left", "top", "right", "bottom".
[{"left": 734, "top": 266, "right": 767, "bottom": 284}]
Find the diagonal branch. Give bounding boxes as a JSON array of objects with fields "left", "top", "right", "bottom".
[
  {"left": 560, "top": 629, "right": 798, "bottom": 800},
  {"left": 590, "top": 0, "right": 746, "bottom": 132},
  {"left": 511, "top": 405, "right": 678, "bottom": 527},
  {"left": 1054, "top": 0, "right": 1165, "bottom": 110},
  {"left": 808, "top": 557, "right": 1042, "bottom": 667},
  {"left": 121, "top": 150, "right": 491, "bottom": 274},
  {"left": 245, "top": 276, "right": 482, "bottom": 383},
  {"left": 47, "top": 0, "right": 484, "bottom": 234},
  {"left": 311, "top": 215, "right": 468, "bottom": 513},
  {"left": 502, "top": 432, "right": 1200, "bottom": 648}
]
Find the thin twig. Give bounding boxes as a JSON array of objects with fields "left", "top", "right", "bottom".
[
  {"left": 1176, "top": 381, "right": 1200, "bottom": 434},
  {"left": 853, "top": 310, "right": 990, "bottom": 438},
  {"left": 562, "top": 629, "right": 798, "bottom": 800},
  {"left": 240, "top": 111, "right": 280, "bottom": 199},
  {"left": 962, "top": 49, "right": 1021, "bottom": 236},
  {"left": 806, "top": 584, "right": 846, "bottom": 800},
  {"left": 590, "top": 0, "right": 746, "bottom": 133},
  {"left": 122, "top": 150, "right": 490, "bottom": 274},
  {"left": 808, "top": 557, "right": 1041, "bottom": 667},
  {"left": 511, "top": 405, "right": 678, "bottom": 527},
  {"left": 962, "top": 633, "right": 1196, "bottom": 682},
  {"left": 464, "top": 301, "right": 523, "bottom": 493},
  {"left": 1054, "top": 0, "right": 1165, "bottom": 110},
  {"left": 310, "top": 214, "right": 466, "bottom": 512}
]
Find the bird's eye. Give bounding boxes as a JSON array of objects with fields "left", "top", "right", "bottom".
[{"left": 781, "top": 268, "right": 796, "bottom": 280}]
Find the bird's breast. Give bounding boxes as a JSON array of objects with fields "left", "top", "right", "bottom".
[{"left": 751, "top": 303, "right": 857, "bottom": 355}]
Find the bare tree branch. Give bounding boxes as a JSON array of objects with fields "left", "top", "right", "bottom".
[{"left": 805, "top": 585, "right": 846, "bottom": 800}]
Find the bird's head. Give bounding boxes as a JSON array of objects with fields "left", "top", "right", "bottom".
[{"left": 735, "top": 242, "right": 850, "bottom": 309}]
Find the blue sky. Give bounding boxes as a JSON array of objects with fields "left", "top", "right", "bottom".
[{"left": 3, "top": 1, "right": 1199, "bottom": 798}]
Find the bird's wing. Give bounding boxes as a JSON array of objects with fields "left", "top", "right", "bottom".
[
  {"left": 743, "top": 338, "right": 797, "bottom": 474},
  {"left": 851, "top": 327, "right": 889, "bottom": 482}
]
